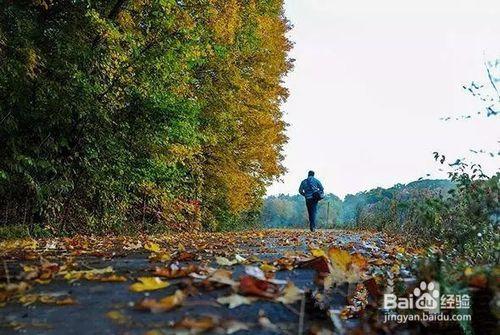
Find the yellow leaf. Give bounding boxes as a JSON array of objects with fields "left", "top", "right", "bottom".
[
  {"left": 98, "top": 274, "right": 127, "bottom": 282},
  {"left": 395, "top": 246, "right": 405, "bottom": 254},
  {"left": 106, "top": 310, "right": 128, "bottom": 324},
  {"left": 144, "top": 242, "right": 161, "bottom": 253},
  {"left": 129, "top": 277, "right": 169, "bottom": 292},
  {"left": 39, "top": 295, "right": 56, "bottom": 304},
  {"left": 136, "top": 290, "right": 185, "bottom": 313},
  {"left": 390, "top": 264, "right": 400, "bottom": 274},
  {"left": 328, "top": 248, "right": 351, "bottom": 271},
  {"left": 174, "top": 315, "right": 217, "bottom": 332},
  {"left": 371, "top": 258, "right": 388, "bottom": 266},
  {"left": 260, "top": 263, "right": 277, "bottom": 272},
  {"left": 19, "top": 293, "right": 76, "bottom": 306},
  {"left": 310, "top": 248, "right": 326, "bottom": 258},
  {"left": 144, "top": 331, "right": 163, "bottom": 335},
  {"left": 19, "top": 294, "right": 38, "bottom": 305},
  {"left": 63, "top": 266, "right": 114, "bottom": 281},
  {"left": 276, "top": 282, "right": 303, "bottom": 304},
  {"left": 149, "top": 251, "right": 171, "bottom": 262}
]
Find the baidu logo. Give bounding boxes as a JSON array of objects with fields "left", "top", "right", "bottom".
[
  {"left": 414, "top": 281, "right": 440, "bottom": 311},
  {"left": 382, "top": 280, "right": 471, "bottom": 323},
  {"left": 383, "top": 281, "right": 440, "bottom": 313}
]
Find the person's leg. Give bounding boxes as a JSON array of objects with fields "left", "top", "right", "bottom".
[
  {"left": 306, "top": 199, "right": 313, "bottom": 231},
  {"left": 310, "top": 199, "right": 318, "bottom": 231}
]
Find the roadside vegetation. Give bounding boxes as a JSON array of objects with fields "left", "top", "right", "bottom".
[{"left": 0, "top": 0, "right": 292, "bottom": 236}]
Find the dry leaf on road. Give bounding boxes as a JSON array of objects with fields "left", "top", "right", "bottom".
[
  {"left": 276, "top": 282, "right": 303, "bottom": 304},
  {"left": 217, "top": 294, "right": 257, "bottom": 308},
  {"left": 129, "top": 277, "right": 169, "bottom": 292},
  {"left": 135, "top": 289, "right": 185, "bottom": 313}
]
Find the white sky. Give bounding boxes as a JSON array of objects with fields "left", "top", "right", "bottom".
[{"left": 267, "top": 0, "right": 500, "bottom": 198}]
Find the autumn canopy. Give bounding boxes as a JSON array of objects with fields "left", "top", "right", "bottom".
[{"left": 0, "top": 0, "right": 293, "bottom": 233}]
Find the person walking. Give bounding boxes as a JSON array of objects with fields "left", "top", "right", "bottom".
[{"left": 298, "top": 170, "right": 324, "bottom": 232}]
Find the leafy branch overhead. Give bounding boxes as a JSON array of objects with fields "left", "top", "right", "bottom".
[{"left": 0, "top": 0, "right": 293, "bottom": 233}]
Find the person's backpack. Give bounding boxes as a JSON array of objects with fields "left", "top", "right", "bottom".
[{"left": 307, "top": 178, "right": 324, "bottom": 201}]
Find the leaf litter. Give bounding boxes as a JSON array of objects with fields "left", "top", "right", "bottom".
[{"left": 0, "top": 229, "right": 425, "bottom": 333}]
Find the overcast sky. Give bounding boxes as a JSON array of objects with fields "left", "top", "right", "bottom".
[{"left": 267, "top": 0, "right": 500, "bottom": 198}]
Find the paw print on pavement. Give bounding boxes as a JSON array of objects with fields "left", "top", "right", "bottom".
[{"left": 414, "top": 281, "right": 439, "bottom": 310}]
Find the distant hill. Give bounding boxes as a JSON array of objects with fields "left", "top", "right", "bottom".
[
  {"left": 405, "top": 179, "right": 454, "bottom": 191},
  {"left": 261, "top": 179, "right": 454, "bottom": 228}
]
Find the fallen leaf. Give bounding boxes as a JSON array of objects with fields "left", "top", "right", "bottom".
[
  {"left": 177, "top": 251, "right": 194, "bottom": 261},
  {"left": 351, "top": 253, "right": 368, "bottom": 270},
  {"left": 123, "top": 241, "right": 142, "bottom": 250},
  {"left": 174, "top": 315, "right": 216, "bottom": 332},
  {"left": 207, "top": 269, "right": 237, "bottom": 287},
  {"left": 21, "top": 261, "right": 60, "bottom": 282},
  {"left": 18, "top": 294, "right": 38, "bottom": 305},
  {"left": 260, "top": 263, "right": 278, "bottom": 272},
  {"left": 223, "top": 320, "right": 250, "bottom": 334},
  {"left": 340, "top": 283, "right": 368, "bottom": 319},
  {"left": 300, "top": 257, "right": 330, "bottom": 274},
  {"left": 468, "top": 273, "right": 488, "bottom": 288},
  {"left": 155, "top": 264, "right": 198, "bottom": 279},
  {"left": 0, "top": 282, "right": 30, "bottom": 294},
  {"left": 215, "top": 256, "right": 237, "bottom": 266},
  {"left": 363, "top": 278, "right": 381, "bottom": 298},
  {"left": 310, "top": 248, "right": 327, "bottom": 258},
  {"left": 19, "top": 293, "right": 76, "bottom": 306},
  {"left": 98, "top": 274, "right": 127, "bottom": 282},
  {"left": 328, "top": 248, "right": 351, "bottom": 271},
  {"left": 63, "top": 266, "right": 114, "bottom": 281},
  {"left": 276, "top": 282, "right": 303, "bottom": 304},
  {"left": 275, "top": 257, "right": 296, "bottom": 271},
  {"left": 129, "top": 277, "right": 169, "bottom": 292},
  {"left": 144, "top": 242, "right": 162, "bottom": 253},
  {"left": 235, "top": 254, "right": 247, "bottom": 263},
  {"left": 144, "top": 331, "right": 163, "bottom": 335},
  {"left": 370, "top": 258, "right": 389, "bottom": 266},
  {"left": 239, "top": 275, "right": 280, "bottom": 298},
  {"left": 54, "top": 296, "right": 77, "bottom": 305},
  {"left": 106, "top": 310, "right": 128, "bottom": 324},
  {"left": 136, "top": 289, "right": 185, "bottom": 313},
  {"left": 217, "top": 294, "right": 257, "bottom": 308},
  {"left": 245, "top": 265, "right": 266, "bottom": 279},
  {"left": 149, "top": 251, "right": 171, "bottom": 262},
  {"left": 244, "top": 266, "right": 287, "bottom": 285}
]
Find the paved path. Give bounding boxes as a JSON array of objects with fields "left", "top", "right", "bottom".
[{"left": 0, "top": 229, "right": 412, "bottom": 335}]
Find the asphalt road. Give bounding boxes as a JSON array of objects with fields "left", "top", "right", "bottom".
[{"left": 0, "top": 230, "right": 417, "bottom": 335}]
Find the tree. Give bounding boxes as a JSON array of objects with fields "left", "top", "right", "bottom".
[{"left": 0, "top": 0, "right": 292, "bottom": 235}]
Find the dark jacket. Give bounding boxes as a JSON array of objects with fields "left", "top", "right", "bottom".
[{"left": 299, "top": 176, "right": 324, "bottom": 200}]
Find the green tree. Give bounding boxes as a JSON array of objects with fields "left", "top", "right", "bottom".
[{"left": 0, "top": 0, "right": 292, "bottom": 235}]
